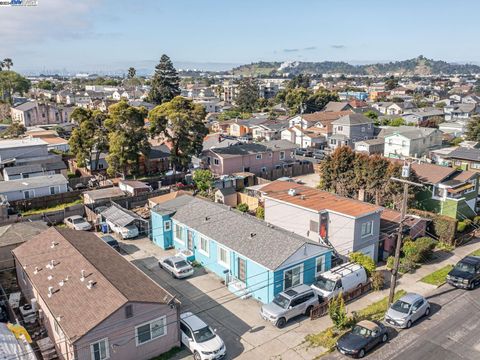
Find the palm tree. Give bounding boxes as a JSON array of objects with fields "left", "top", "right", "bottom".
[{"left": 2, "top": 58, "right": 13, "bottom": 70}]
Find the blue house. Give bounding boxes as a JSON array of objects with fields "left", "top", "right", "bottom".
[{"left": 151, "top": 195, "right": 333, "bottom": 304}]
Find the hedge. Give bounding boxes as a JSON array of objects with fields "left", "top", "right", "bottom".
[{"left": 409, "top": 209, "right": 457, "bottom": 245}]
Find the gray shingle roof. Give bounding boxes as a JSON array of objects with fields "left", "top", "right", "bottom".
[
  {"left": 332, "top": 113, "right": 373, "bottom": 126},
  {"left": 3, "top": 164, "right": 43, "bottom": 176},
  {"left": 153, "top": 196, "right": 330, "bottom": 270},
  {"left": 13, "top": 101, "right": 37, "bottom": 111},
  {"left": 447, "top": 147, "right": 480, "bottom": 161},
  {"left": 0, "top": 174, "right": 67, "bottom": 192},
  {"left": 210, "top": 140, "right": 296, "bottom": 159},
  {"left": 101, "top": 203, "right": 139, "bottom": 227}
]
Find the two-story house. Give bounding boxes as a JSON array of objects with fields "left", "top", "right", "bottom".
[
  {"left": 13, "top": 227, "right": 179, "bottom": 360},
  {"left": 445, "top": 147, "right": 480, "bottom": 172},
  {"left": 329, "top": 113, "right": 375, "bottom": 150},
  {"left": 380, "top": 126, "right": 443, "bottom": 159},
  {"left": 151, "top": 194, "right": 333, "bottom": 303},
  {"left": 261, "top": 181, "right": 384, "bottom": 262},
  {"left": 11, "top": 101, "right": 73, "bottom": 127}
]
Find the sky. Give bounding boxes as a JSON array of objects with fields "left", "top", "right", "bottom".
[{"left": 1, "top": 0, "right": 479, "bottom": 74}]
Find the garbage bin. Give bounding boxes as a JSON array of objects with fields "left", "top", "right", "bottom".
[{"left": 101, "top": 223, "right": 109, "bottom": 233}]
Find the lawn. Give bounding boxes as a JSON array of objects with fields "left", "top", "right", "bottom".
[
  {"left": 21, "top": 198, "right": 83, "bottom": 216},
  {"left": 420, "top": 264, "right": 454, "bottom": 286},
  {"left": 470, "top": 248, "right": 480, "bottom": 256}
]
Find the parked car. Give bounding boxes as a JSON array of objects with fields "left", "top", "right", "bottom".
[
  {"left": 159, "top": 256, "right": 194, "bottom": 279},
  {"left": 100, "top": 235, "right": 120, "bottom": 250},
  {"left": 260, "top": 284, "right": 319, "bottom": 328},
  {"left": 64, "top": 216, "right": 92, "bottom": 231},
  {"left": 179, "top": 312, "right": 226, "bottom": 360},
  {"left": 446, "top": 255, "right": 480, "bottom": 289},
  {"left": 312, "top": 150, "right": 326, "bottom": 160},
  {"left": 106, "top": 221, "right": 139, "bottom": 239},
  {"left": 336, "top": 320, "right": 388, "bottom": 358},
  {"left": 295, "top": 148, "right": 313, "bottom": 157},
  {"left": 311, "top": 262, "right": 368, "bottom": 302},
  {"left": 384, "top": 293, "right": 430, "bottom": 328}
]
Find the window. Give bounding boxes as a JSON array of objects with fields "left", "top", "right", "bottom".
[
  {"left": 402, "top": 141, "right": 406, "bottom": 147},
  {"left": 256, "top": 154, "right": 262, "bottom": 160},
  {"left": 261, "top": 167, "right": 267, "bottom": 173},
  {"left": 125, "top": 304, "right": 133, "bottom": 318},
  {"left": 309, "top": 220, "right": 319, "bottom": 233},
  {"left": 269, "top": 152, "right": 273, "bottom": 157},
  {"left": 337, "top": 126, "right": 343, "bottom": 131},
  {"left": 135, "top": 316, "right": 167, "bottom": 346},
  {"left": 361, "top": 127, "right": 365, "bottom": 132},
  {"left": 471, "top": 162, "right": 480, "bottom": 169},
  {"left": 361, "top": 221, "right": 373, "bottom": 237},
  {"left": 90, "top": 338, "right": 109, "bottom": 360},
  {"left": 315, "top": 257, "right": 325, "bottom": 277},
  {"left": 213, "top": 158, "right": 220, "bottom": 166},
  {"left": 217, "top": 246, "right": 230, "bottom": 269},
  {"left": 50, "top": 186, "right": 56, "bottom": 195},
  {"left": 22, "top": 173, "right": 29, "bottom": 179},
  {"left": 199, "top": 237, "right": 209, "bottom": 256},
  {"left": 23, "top": 190, "right": 33, "bottom": 199},
  {"left": 164, "top": 220, "right": 172, "bottom": 232},
  {"left": 284, "top": 264, "right": 303, "bottom": 290},
  {"left": 330, "top": 139, "right": 337, "bottom": 145},
  {"left": 175, "top": 224, "right": 184, "bottom": 244},
  {"left": 279, "top": 151, "right": 285, "bottom": 160}
]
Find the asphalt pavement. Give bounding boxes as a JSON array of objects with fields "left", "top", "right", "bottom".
[{"left": 324, "top": 284, "right": 480, "bottom": 360}]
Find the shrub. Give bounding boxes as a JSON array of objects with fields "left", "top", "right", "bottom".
[
  {"left": 457, "top": 221, "right": 467, "bottom": 233},
  {"left": 371, "top": 271, "right": 385, "bottom": 291},
  {"left": 399, "top": 257, "right": 417, "bottom": 273},
  {"left": 408, "top": 209, "right": 457, "bottom": 245},
  {"left": 435, "top": 241, "right": 455, "bottom": 252},
  {"left": 348, "top": 252, "right": 376, "bottom": 277},
  {"left": 386, "top": 256, "right": 394, "bottom": 270},
  {"left": 193, "top": 169, "right": 214, "bottom": 192},
  {"left": 473, "top": 216, "right": 480, "bottom": 226},
  {"left": 328, "top": 293, "right": 348, "bottom": 329},
  {"left": 255, "top": 206, "right": 265, "bottom": 219},
  {"left": 236, "top": 203, "right": 249, "bottom": 213},
  {"left": 402, "top": 237, "right": 436, "bottom": 263}
]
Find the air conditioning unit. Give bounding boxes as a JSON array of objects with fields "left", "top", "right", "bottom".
[{"left": 288, "top": 188, "right": 297, "bottom": 196}]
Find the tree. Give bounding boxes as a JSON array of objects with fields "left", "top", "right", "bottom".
[
  {"left": 328, "top": 293, "right": 348, "bottom": 329},
  {"left": 69, "top": 108, "right": 109, "bottom": 171},
  {"left": 147, "top": 54, "right": 180, "bottom": 105},
  {"left": 149, "top": 96, "right": 207, "bottom": 172},
  {"left": 349, "top": 252, "right": 376, "bottom": 277},
  {"left": 285, "top": 88, "right": 311, "bottom": 115},
  {"left": 465, "top": 116, "right": 480, "bottom": 141},
  {"left": 389, "top": 117, "right": 406, "bottom": 127},
  {"left": 364, "top": 110, "right": 378, "bottom": 121},
  {"left": 235, "top": 78, "right": 259, "bottom": 113},
  {"left": 305, "top": 89, "right": 339, "bottom": 113},
  {"left": 104, "top": 101, "right": 150, "bottom": 177},
  {"left": 385, "top": 76, "right": 398, "bottom": 90},
  {"left": 256, "top": 206, "right": 265, "bottom": 219},
  {"left": 0, "top": 71, "right": 31, "bottom": 104},
  {"left": 193, "top": 169, "right": 214, "bottom": 192},
  {"left": 236, "top": 203, "right": 249, "bottom": 213},
  {"left": 36, "top": 80, "right": 55, "bottom": 91},
  {"left": 286, "top": 74, "right": 311, "bottom": 90},
  {"left": 0, "top": 122, "right": 26, "bottom": 138},
  {"left": 127, "top": 67, "right": 136, "bottom": 79},
  {"left": 1, "top": 58, "right": 13, "bottom": 71}
]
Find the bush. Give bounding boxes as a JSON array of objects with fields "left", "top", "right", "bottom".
[
  {"left": 371, "top": 271, "right": 385, "bottom": 291},
  {"left": 348, "top": 252, "right": 376, "bottom": 277},
  {"left": 473, "top": 216, "right": 480, "bottom": 226},
  {"left": 255, "top": 206, "right": 265, "bottom": 219},
  {"left": 435, "top": 241, "right": 455, "bottom": 252},
  {"left": 457, "top": 221, "right": 467, "bottom": 233},
  {"left": 408, "top": 209, "right": 457, "bottom": 245},
  {"left": 193, "top": 169, "right": 214, "bottom": 192},
  {"left": 236, "top": 203, "right": 249, "bottom": 213},
  {"left": 401, "top": 237, "right": 436, "bottom": 263},
  {"left": 386, "top": 256, "right": 394, "bottom": 270},
  {"left": 386, "top": 255, "right": 416, "bottom": 273},
  {"left": 328, "top": 293, "right": 348, "bottom": 330}
]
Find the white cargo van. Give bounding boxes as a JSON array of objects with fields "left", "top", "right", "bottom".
[{"left": 311, "top": 262, "right": 367, "bottom": 301}]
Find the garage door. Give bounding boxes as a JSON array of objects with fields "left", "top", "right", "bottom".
[{"left": 357, "top": 244, "right": 375, "bottom": 260}]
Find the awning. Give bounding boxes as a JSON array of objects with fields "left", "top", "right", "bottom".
[
  {"left": 447, "top": 183, "right": 474, "bottom": 194},
  {"left": 101, "top": 206, "right": 136, "bottom": 227}
]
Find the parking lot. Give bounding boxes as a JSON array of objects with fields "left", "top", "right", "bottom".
[{"left": 118, "top": 237, "right": 329, "bottom": 360}]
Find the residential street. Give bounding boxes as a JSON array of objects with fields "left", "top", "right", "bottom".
[{"left": 324, "top": 284, "right": 480, "bottom": 360}]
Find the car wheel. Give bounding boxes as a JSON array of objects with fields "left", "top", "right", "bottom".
[
  {"left": 382, "top": 333, "right": 388, "bottom": 343},
  {"left": 425, "top": 307, "right": 430, "bottom": 317},
  {"left": 276, "top": 317, "right": 287, "bottom": 329},
  {"left": 358, "top": 348, "right": 365, "bottom": 358},
  {"left": 305, "top": 305, "right": 313, "bottom": 317},
  {"left": 469, "top": 282, "right": 475, "bottom": 290},
  {"left": 406, "top": 320, "right": 412, "bottom": 329},
  {"left": 193, "top": 351, "right": 201, "bottom": 360},
  {"left": 171, "top": 271, "right": 177, "bottom": 279}
]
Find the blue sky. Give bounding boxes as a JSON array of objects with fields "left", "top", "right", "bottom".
[{"left": 1, "top": 0, "right": 479, "bottom": 73}]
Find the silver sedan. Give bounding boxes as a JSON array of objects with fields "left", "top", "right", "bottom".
[
  {"left": 385, "top": 293, "right": 430, "bottom": 328},
  {"left": 159, "top": 256, "right": 194, "bottom": 279}
]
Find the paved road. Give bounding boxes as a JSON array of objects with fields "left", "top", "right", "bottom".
[{"left": 324, "top": 285, "right": 480, "bottom": 360}]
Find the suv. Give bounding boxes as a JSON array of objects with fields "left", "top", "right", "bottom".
[
  {"left": 260, "top": 284, "right": 319, "bottom": 328},
  {"left": 446, "top": 255, "right": 480, "bottom": 289}
]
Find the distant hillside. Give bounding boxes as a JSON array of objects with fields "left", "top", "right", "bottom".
[{"left": 231, "top": 56, "right": 480, "bottom": 76}]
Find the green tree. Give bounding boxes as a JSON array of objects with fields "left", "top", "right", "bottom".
[
  {"left": 193, "top": 169, "right": 214, "bottom": 192},
  {"left": 149, "top": 96, "right": 207, "bottom": 172},
  {"left": 364, "top": 110, "right": 378, "bottom": 121},
  {"left": 465, "top": 116, "right": 480, "bottom": 141},
  {"left": 385, "top": 76, "right": 398, "bottom": 90},
  {"left": 236, "top": 203, "right": 249, "bottom": 213},
  {"left": 255, "top": 206, "right": 265, "bottom": 219},
  {"left": 147, "top": 54, "right": 180, "bottom": 105},
  {"left": 389, "top": 117, "right": 406, "bottom": 127},
  {"left": 285, "top": 87, "right": 311, "bottom": 115},
  {"left": 105, "top": 101, "right": 150, "bottom": 177},
  {"left": 235, "top": 78, "right": 259, "bottom": 113},
  {"left": 349, "top": 252, "right": 376, "bottom": 277},
  {"left": 305, "top": 89, "right": 339, "bottom": 113},
  {"left": 0, "top": 71, "right": 31, "bottom": 104},
  {"left": 0, "top": 122, "right": 26, "bottom": 138},
  {"left": 36, "top": 80, "right": 55, "bottom": 90},
  {"left": 127, "top": 67, "right": 136, "bottom": 79},
  {"left": 328, "top": 293, "right": 348, "bottom": 329},
  {"left": 286, "top": 74, "right": 311, "bottom": 90},
  {"left": 1, "top": 58, "right": 13, "bottom": 71}
]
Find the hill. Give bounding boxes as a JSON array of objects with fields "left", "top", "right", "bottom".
[{"left": 231, "top": 56, "right": 480, "bottom": 76}]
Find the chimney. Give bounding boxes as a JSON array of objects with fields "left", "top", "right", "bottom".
[
  {"left": 80, "top": 270, "right": 86, "bottom": 282},
  {"left": 47, "top": 287, "right": 53, "bottom": 298}
]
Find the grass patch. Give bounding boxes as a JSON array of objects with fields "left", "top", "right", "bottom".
[
  {"left": 356, "top": 290, "right": 407, "bottom": 321},
  {"left": 470, "top": 248, "right": 480, "bottom": 256},
  {"left": 149, "top": 347, "right": 181, "bottom": 360},
  {"left": 21, "top": 198, "right": 83, "bottom": 216},
  {"left": 420, "top": 265, "right": 454, "bottom": 286}
]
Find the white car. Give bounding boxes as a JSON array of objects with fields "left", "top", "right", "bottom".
[
  {"left": 106, "top": 221, "right": 139, "bottom": 239},
  {"left": 159, "top": 256, "right": 194, "bottom": 279},
  {"left": 64, "top": 216, "right": 92, "bottom": 231},
  {"left": 180, "top": 312, "right": 226, "bottom": 360}
]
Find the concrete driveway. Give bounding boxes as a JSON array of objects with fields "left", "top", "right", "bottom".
[{"left": 119, "top": 237, "right": 328, "bottom": 360}]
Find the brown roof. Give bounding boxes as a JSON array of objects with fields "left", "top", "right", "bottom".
[
  {"left": 261, "top": 181, "right": 382, "bottom": 218},
  {"left": 410, "top": 163, "right": 457, "bottom": 184},
  {"left": 12, "top": 227, "right": 173, "bottom": 342},
  {"left": 301, "top": 110, "right": 352, "bottom": 124},
  {"left": 452, "top": 170, "right": 477, "bottom": 182},
  {"left": 148, "top": 190, "right": 190, "bottom": 207}
]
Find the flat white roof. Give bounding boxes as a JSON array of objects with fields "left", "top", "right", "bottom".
[{"left": 0, "top": 138, "right": 48, "bottom": 150}]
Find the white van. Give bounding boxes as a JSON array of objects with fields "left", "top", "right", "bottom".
[{"left": 311, "top": 262, "right": 368, "bottom": 302}]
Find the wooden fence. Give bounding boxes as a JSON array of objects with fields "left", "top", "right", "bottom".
[
  {"left": 9, "top": 190, "right": 84, "bottom": 213},
  {"left": 310, "top": 281, "right": 372, "bottom": 320},
  {"left": 237, "top": 193, "right": 259, "bottom": 211}
]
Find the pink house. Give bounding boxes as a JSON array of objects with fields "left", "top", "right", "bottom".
[
  {"left": 203, "top": 139, "right": 297, "bottom": 176},
  {"left": 13, "top": 227, "right": 180, "bottom": 360}
]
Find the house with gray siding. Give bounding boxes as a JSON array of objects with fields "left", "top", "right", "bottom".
[
  {"left": 261, "top": 181, "right": 384, "bottom": 262},
  {"left": 329, "top": 113, "right": 375, "bottom": 150},
  {"left": 13, "top": 227, "right": 179, "bottom": 360},
  {"left": 0, "top": 138, "right": 49, "bottom": 165},
  {"left": 0, "top": 174, "right": 68, "bottom": 201}
]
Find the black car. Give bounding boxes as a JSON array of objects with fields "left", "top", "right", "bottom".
[
  {"left": 295, "top": 148, "right": 313, "bottom": 157},
  {"left": 336, "top": 320, "right": 388, "bottom": 358},
  {"left": 100, "top": 235, "right": 120, "bottom": 251},
  {"left": 446, "top": 256, "right": 480, "bottom": 289}
]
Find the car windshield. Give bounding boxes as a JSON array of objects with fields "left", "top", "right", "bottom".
[
  {"left": 272, "top": 294, "right": 290, "bottom": 309},
  {"left": 72, "top": 218, "right": 85, "bottom": 224},
  {"left": 193, "top": 326, "right": 216, "bottom": 343},
  {"left": 454, "top": 261, "right": 476, "bottom": 274},
  {"left": 174, "top": 260, "right": 189, "bottom": 269},
  {"left": 391, "top": 300, "right": 411, "bottom": 314},
  {"left": 315, "top": 276, "right": 336, "bottom": 292},
  {"left": 351, "top": 325, "right": 372, "bottom": 338}
]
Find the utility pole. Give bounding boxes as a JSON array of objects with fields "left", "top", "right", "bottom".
[{"left": 388, "top": 163, "right": 423, "bottom": 307}]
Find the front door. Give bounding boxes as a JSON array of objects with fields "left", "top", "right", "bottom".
[
  {"left": 238, "top": 258, "right": 246, "bottom": 282},
  {"left": 187, "top": 231, "right": 194, "bottom": 250}
]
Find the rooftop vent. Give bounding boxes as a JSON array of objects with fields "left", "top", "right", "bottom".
[
  {"left": 47, "top": 287, "right": 53, "bottom": 298},
  {"left": 46, "top": 260, "right": 55, "bottom": 269},
  {"left": 58, "top": 280, "right": 65, "bottom": 287},
  {"left": 34, "top": 267, "right": 40, "bottom": 275},
  {"left": 288, "top": 188, "right": 297, "bottom": 196},
  {"left": 250, "top": 233, "right": 256, "bottom": 239},
  {"left": 87, "top": 280, "right": 96, "bottom": 290},
  {"left": 47, "top": 275, "right": 53, "bottom": 281},
  {"left": 80, "top": 269, "right": 86, "bottom": 282},
  {"left": 300, "top": 195, "right": 306, "bottom": 200},
  {"left": 50, "top": 241, "right": 57, "bottom": 249}
]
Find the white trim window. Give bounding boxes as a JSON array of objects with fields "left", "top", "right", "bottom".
[
  {"left": 217, "top": 246, "right": 230, "bottom": 269},
  {"left": 135, "top": 316, "right": 167, "bottom": 346},
  {"left": 361, "top": 221, "right": 373, "bottom": 237},
  {"left": 279, "top": 151, "right": 285, "bottom": 160},
  {"left": 90, "top": 338, "right": 109, "bottom": 360},
  {"left": 164, "top": 220, "right": 172, "bottom": 232},
  {"left": 174, "top": 224, "right": 184, "bottom": 244},
  {"left": 256, "top": 154, "right": 262, "bottom": 160},
  {"left": 213, "top": 158, "right": 220, "bottom": 166},
  {"left": 199, "top": 236, "right": 209, "bottom": 256},
  {"left": 49, "top": 186, "right": 57, "bottom": 195},
  {"left": 315, "top": 256, "right": 325, "bottom": 277},
  {"left": 284, "top": 264, "right": 303, "bottom": 289},
  {"left": 23, "top": 190, "right": 34, "bottom": 199}
]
